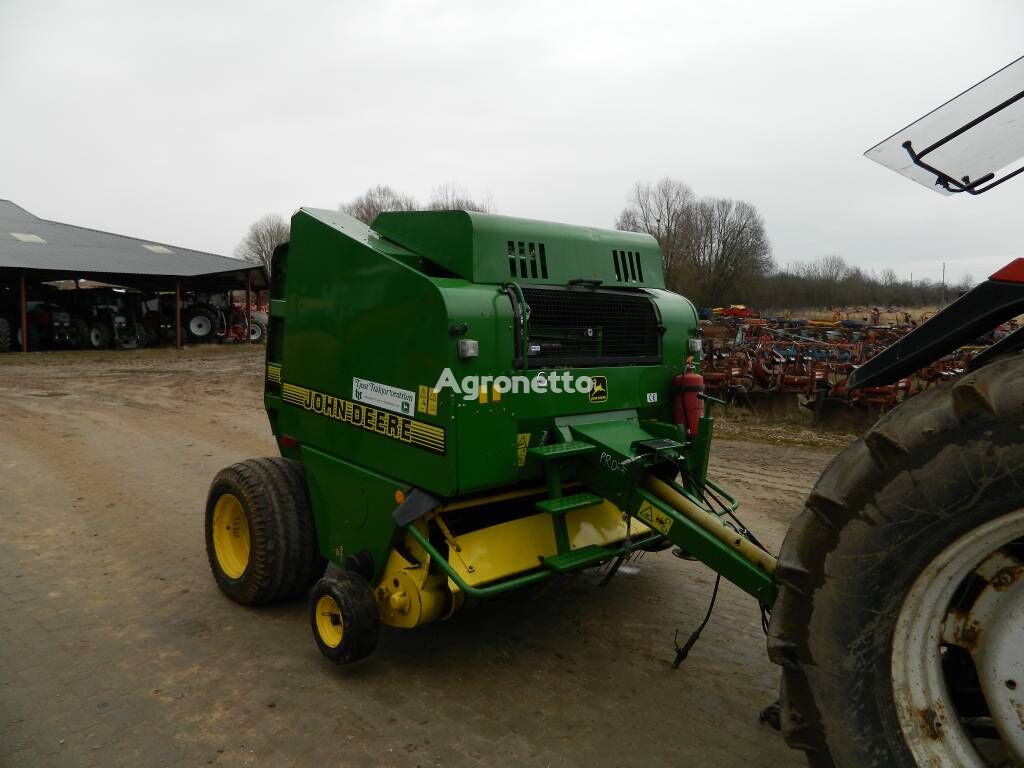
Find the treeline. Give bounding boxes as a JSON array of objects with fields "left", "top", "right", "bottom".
[
  {"left": 616, "top": 178, "right": 971, "bottom": 310},
  {"left": 740, "top": 257, "right": 971, "bottom": 312}
]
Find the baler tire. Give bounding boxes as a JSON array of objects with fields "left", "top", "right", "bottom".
[
  {"left": 205, "top": 458, "right": 302, "bottom": 606},
  {"left": 767, "top": 354, "right": 1024, "bottom": 768},
  {"left": 0, "top": 317, "right": 10, "bottom": 352},
  {"left": 309, "top": 571, "right": 379, "bottom": 665},
  {"left": 279, "top": 459, "right": 326, "bottom": 596}
]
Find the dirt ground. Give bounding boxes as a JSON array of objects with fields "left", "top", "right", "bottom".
[{"left": 0, "top": 347, "right": 841, "bottom": 768}]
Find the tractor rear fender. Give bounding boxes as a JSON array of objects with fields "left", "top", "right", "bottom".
[{"left": 848, "top": 258, "right": 1024, "bottom": 389}]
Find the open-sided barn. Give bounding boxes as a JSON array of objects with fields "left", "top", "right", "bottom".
[{"left": 0, "top": 199, "right": 268, "bottom": 351}]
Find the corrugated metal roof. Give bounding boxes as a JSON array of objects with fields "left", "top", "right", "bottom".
[{"left": 0, "top": 200, "right": 261, "bottom": 279}]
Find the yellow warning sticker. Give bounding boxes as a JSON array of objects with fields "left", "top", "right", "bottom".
[
  {"left": 417, "top": 385, "right": 428, "bottom": 413},
  {"left": 516, "top": 433, "right": 532, "bottom": 467},
  {"left": 428, "top": 388, "right": 438, "bottom": 416},
  {"left": 636, "top": 501, "right": 673, "bottom": 535}
]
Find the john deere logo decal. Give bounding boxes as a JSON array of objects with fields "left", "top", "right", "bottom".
[
  {"left": 281, "top": 382, "right": 445, "bottom": 455},
  {"left": 589, "top": 376, "right": 608, "bottom": 403}
]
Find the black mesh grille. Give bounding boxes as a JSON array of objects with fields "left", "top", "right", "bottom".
[{"left": 519, "top": 286, "right": 661, "bottom": 366}]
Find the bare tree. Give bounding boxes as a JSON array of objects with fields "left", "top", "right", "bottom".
[
  {"left": 427, "top": 183, "right": 495, "bottom": 212},
  {"left": 817, "top": 254, "right": 847, "bottom": 284},
  {"left": 616, "top": 179, "right": 773, "bottom": 306},
  {"left": 340, "top": 185, "right": 418, "bottom": 224},
  {"left": 234, "top": 213, "right": 289, "bottom": 272},
  {"left": 615, "top": 179, "right": 696, "bottom": 290},
  {"left": 689, "top": 198, "right": 774, "bottom": 307}
]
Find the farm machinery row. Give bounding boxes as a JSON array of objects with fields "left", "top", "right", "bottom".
[
  {"left": 0, "top": 282, "right": 267, "bottom": 353},
  {"left": 699, "top": 313, "right": 1010, "bottom": 426}
]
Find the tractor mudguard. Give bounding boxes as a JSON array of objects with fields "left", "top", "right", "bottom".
[
  {"left": 970, "top": 322, "right": 1024, "bottom": 370},
  {"left": 848, "top": 259, "right": 1024, "bottom": 389}
]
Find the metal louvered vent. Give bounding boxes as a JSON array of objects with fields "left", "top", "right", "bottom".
[
  {"left": 612, "top": 249, "right": 644, "bottom": 283},
  {"left": 507, "top": 240, "right": 548, "bottom": 279},
  {"left": 516, "top": 286, "right": 661, "bottom": 367}
]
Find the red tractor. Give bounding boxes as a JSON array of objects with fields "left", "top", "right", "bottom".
[{"left": 769, "top": 56, "right": 1024, "bottom": 767}]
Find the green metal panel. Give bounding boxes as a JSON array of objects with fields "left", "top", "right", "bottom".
[
  {"left": 300, "top": 444, "right": 402, "bottom": 578},
  {"left": 273, "top": 208, "right": 458, "bottom": 494},
  {"left": 372, "top": 210, "right": 664, "bottom": 288}
]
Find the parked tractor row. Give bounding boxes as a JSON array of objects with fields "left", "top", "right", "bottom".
[{"left": 0, "top": 282, "right": 266, "bottom": 353}]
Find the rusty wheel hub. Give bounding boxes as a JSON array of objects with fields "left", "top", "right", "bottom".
[{"left": 891, "top": 509, "right": 1024, "bottom": 766}]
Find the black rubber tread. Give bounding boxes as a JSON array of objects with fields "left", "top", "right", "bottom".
[
  {"left": 278, "top": 459, "right": 326, "bottom": 595},
  {"left": 768, "top": 355, "right": 1024, "bottom": 767},
  {"left": 205, "top": 458, "right": 299, "bottom": 605},
  {"left": 0, "top": 317, "right": 10, "bottom": 352},
  {"left": 308, "top": 571, "right": 380, "bottom": 664},
  {"left": 71, "top": 318, "right": 89, "bottom": 350},
  {"left": 247, "top": 457, "right": 306, "bottom": 599}
]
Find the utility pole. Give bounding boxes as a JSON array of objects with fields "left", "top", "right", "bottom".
[{"left": 942, "top": 262, "right": 946, "bottom": 303}]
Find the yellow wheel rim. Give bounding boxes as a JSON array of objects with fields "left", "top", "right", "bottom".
[
  {"left": 315, "top": 594, "right": 344, "bottom": 648},
  {"left": 212, "top": 493, "right": 250, "bottom": 579}
]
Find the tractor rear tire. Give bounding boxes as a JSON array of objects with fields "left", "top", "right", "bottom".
[
  {"left": 187, "top": 309, "right": 215, "bottom": 343},
  {"left": 768, "top": 355, "right": 1024, "bottom": 767},
  {"left": 205, "top": 458, "right": 304, "bottom": 605},
  {"left": 0, "top": 318, "right": 10, "bottom": 352},
  {"left": 87, "top": 322, "right": 111, "bottom": 350},
  {"left": 309, "top": 571, "right": 379, "bottom": 664}
]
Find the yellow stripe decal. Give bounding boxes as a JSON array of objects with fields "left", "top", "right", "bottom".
[
  {"left": 266, "top": 363, "right": 282, "bottom": 384},
  {"left": 280, "top": 381, "right": 446, "bottom": 455}
]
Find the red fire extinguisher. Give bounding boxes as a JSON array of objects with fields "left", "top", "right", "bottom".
[{"left": 672, "top": 359, "right": 704, "bottom": 438}]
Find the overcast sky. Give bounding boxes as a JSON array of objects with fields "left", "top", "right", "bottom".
[{"left": 2, "top": 0, "right": 1022, "bottom": 286}]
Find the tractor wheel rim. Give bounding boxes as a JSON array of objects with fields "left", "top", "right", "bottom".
[
  {"left": 892, "top": 509, "right": 1024, "bottom": 767},
  {"left": 90, "top": 328, "right": 102, "bottom": 346},
  {"left": 190, "top": 316, "right": 211, "bottom": 335},
  {"left": 315, "top": 595, "right": 344, "bottom": 648},
  {"left": 249, "top": 324, "right": 262, "bottom": 341},
  {"left": 211, "top": 493, "right": 250, "bottom": 580}
]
